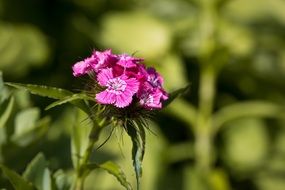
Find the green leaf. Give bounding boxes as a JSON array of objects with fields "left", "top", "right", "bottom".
[
  {"left": 45, "top": 93, "right": 93, "bottom": 111},
  {"left": 23, "top": 153, "right": 52, "bottom": 190},
  {"left": 87, "top": 161, "right": 133, "bottom": 190},
  {"left": 5, "top": 82, "right": 72, "bottom": 99},
  {"left": 14, "top": 107, "right": 40, "bottom": 136},
  {"left": 12, "top": 108, "right": 50, "bottom": 146},
  {"left": 71, "top": 109, "right": 92, "bottom": 169},
  {"left": 0, "top": 96, "right": 14, "bottom": 128},
  {"left": 163, "top": 84, "right": 191, "bottom": 108},
  {"left": 213, "top": 101, "right": 285, "bottom": 133},
  {"left": 53, "top": 170, "right": 71, "bottom": 190},
  {"left": 0, "top": 71, "right": 10, "bottom": 102},
  {"left": 0, "top": 164, "right": 35, "bottom": 190},
  {"left": 125, "top": 121, "right": 146, "bottom": 190},
  {"left": 5, "top": 82, "right": 91, "bottom": 114}
]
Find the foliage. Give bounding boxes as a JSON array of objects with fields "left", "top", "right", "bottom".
[{"left": 1, "top": 0, "right": 285, "bottom": 189}]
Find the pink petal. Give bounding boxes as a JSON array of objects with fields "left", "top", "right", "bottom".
[
  {"left": 72, "top": 61, "right": 91, "bottom": 77},
  {"left": 116, "top": 54, "right": 143, "bottom": 68},
  {"left": 160, "top": 89, "right": 169, "bottom": 100},
  {"left": 91, "top": 49, "right": 117, "bottom": 71},
  {"left": 96, "top": 91, "right": 116, "bottom": 104},
  {"left": 115, "top": 94, "right": 132, "bottom": 108},
  {"left": 125, "top": 77, "right": 139, "bottom": 94},
  {"left": 97, "top": 68, "right": 114, "bottom": 86},
  {"left": 138, "top": 87, "right": 164, "bottom": 109},
  {"left": 146, "top": 67, "right": 164, "bottom": 87}
]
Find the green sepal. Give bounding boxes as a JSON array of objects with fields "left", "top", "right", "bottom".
[
  {"left": 163, "top": 84, "right": 191, "bottom": 108},
  {"left": 125, "top": 120, "right": 146, "bottom": 190}
]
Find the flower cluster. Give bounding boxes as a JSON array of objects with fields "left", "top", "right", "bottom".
[{"left": 72, "top": 49, "right": 168, "bottom": 109}]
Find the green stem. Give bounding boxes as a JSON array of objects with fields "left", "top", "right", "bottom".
[
  {"left": 194, "top": 0, "right": 218, "bottom": 184},
  {"left": 195, "top": 65, "right": 216, "bottom": 185},
  {"left": 74, "top": 119, "right": 106, "bottom": 190}
]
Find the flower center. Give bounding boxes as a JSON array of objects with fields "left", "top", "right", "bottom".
[{"left": 106, "top": 77, "right": 127, "bottom": 95}]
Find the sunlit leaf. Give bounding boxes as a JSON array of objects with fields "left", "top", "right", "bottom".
[
  {"left": 12, "top": 109, "right": 50, "bottom": 146},
  {"left": 14, "top": 107, "right": 40, "bottom": 136},
  {"left": 0, "top": 96, "right": 14, "bottom": 128},
  {"left": 23, "top": 153, "right": 52, "bottom": 190},
  {"left": 5, "top": 82, "right": 91, "bottom": 114},
  {"left": 5, "top": 82, "right": 72, "bottom": 99},
  {"left": 45, "top": 93, "right": 93, "bottom": 111},
  {"left": 0, "top": 164, "right": 35, "bottom": 190},
  {"left": 87, "top": 161, "right": 133, "bottom": 190}
]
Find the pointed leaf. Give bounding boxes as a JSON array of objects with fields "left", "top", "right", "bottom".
[
  {"left": 0, "top": 96, "right": 14, "bottom": 128},
  {"left": 5, "top": 82, "right": 91, "bottom": 114},
  {"left": 45, "top": 93, "right": 93, "bottom": 111},
  {"left": 5, "top": 82, "right": 72, "bottom": 99},
  {"left": 23, "top": 153, "right": 52, "bottom": 190},
  {"left": 0, "top": 164, "right": 35, "bottom": 190},
  {"left": 163, "top": 84, "right": 191, "bottom": 108},
  {"left": 87, "top": 161, "right": 133, "bottom": 190},
  {"left": 125, "top": 121, "right": 146, "bottom": 190}
]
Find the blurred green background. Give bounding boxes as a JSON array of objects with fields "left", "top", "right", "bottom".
[{"left": 1, "top": 0, "right": 285, "bottom": 189}]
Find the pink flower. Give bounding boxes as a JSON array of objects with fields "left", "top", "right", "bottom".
[
  {"left": 96, "top": 68, "right": 139, "bottom": 108},
  {"left": 137, "top": 83, "right": 164, "bottom": 109},
  {"left": 116, "top": 54, "right": 143, "bottom": 68},
  {"left": 72, "top": 49, "right": 168, "bottom": 109},
  {"left": 72, "top": 50, "right": 117, "bottom": 76},
  {"left": 91, "top": 49, "right": 117, "bottom": 72},
  {"left": 146, "top": 67, "right": 164, "bottom": 88},
  {"left": 72, "top": 56, "right": 96, "bottom": 76}
]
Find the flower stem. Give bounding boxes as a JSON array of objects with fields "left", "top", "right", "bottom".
[
  {"left": 195, "top": 65, "right": 216, "bottom": 188},
  {"left": 74, "top": 119, "right": 106, "bottom": 190}
]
